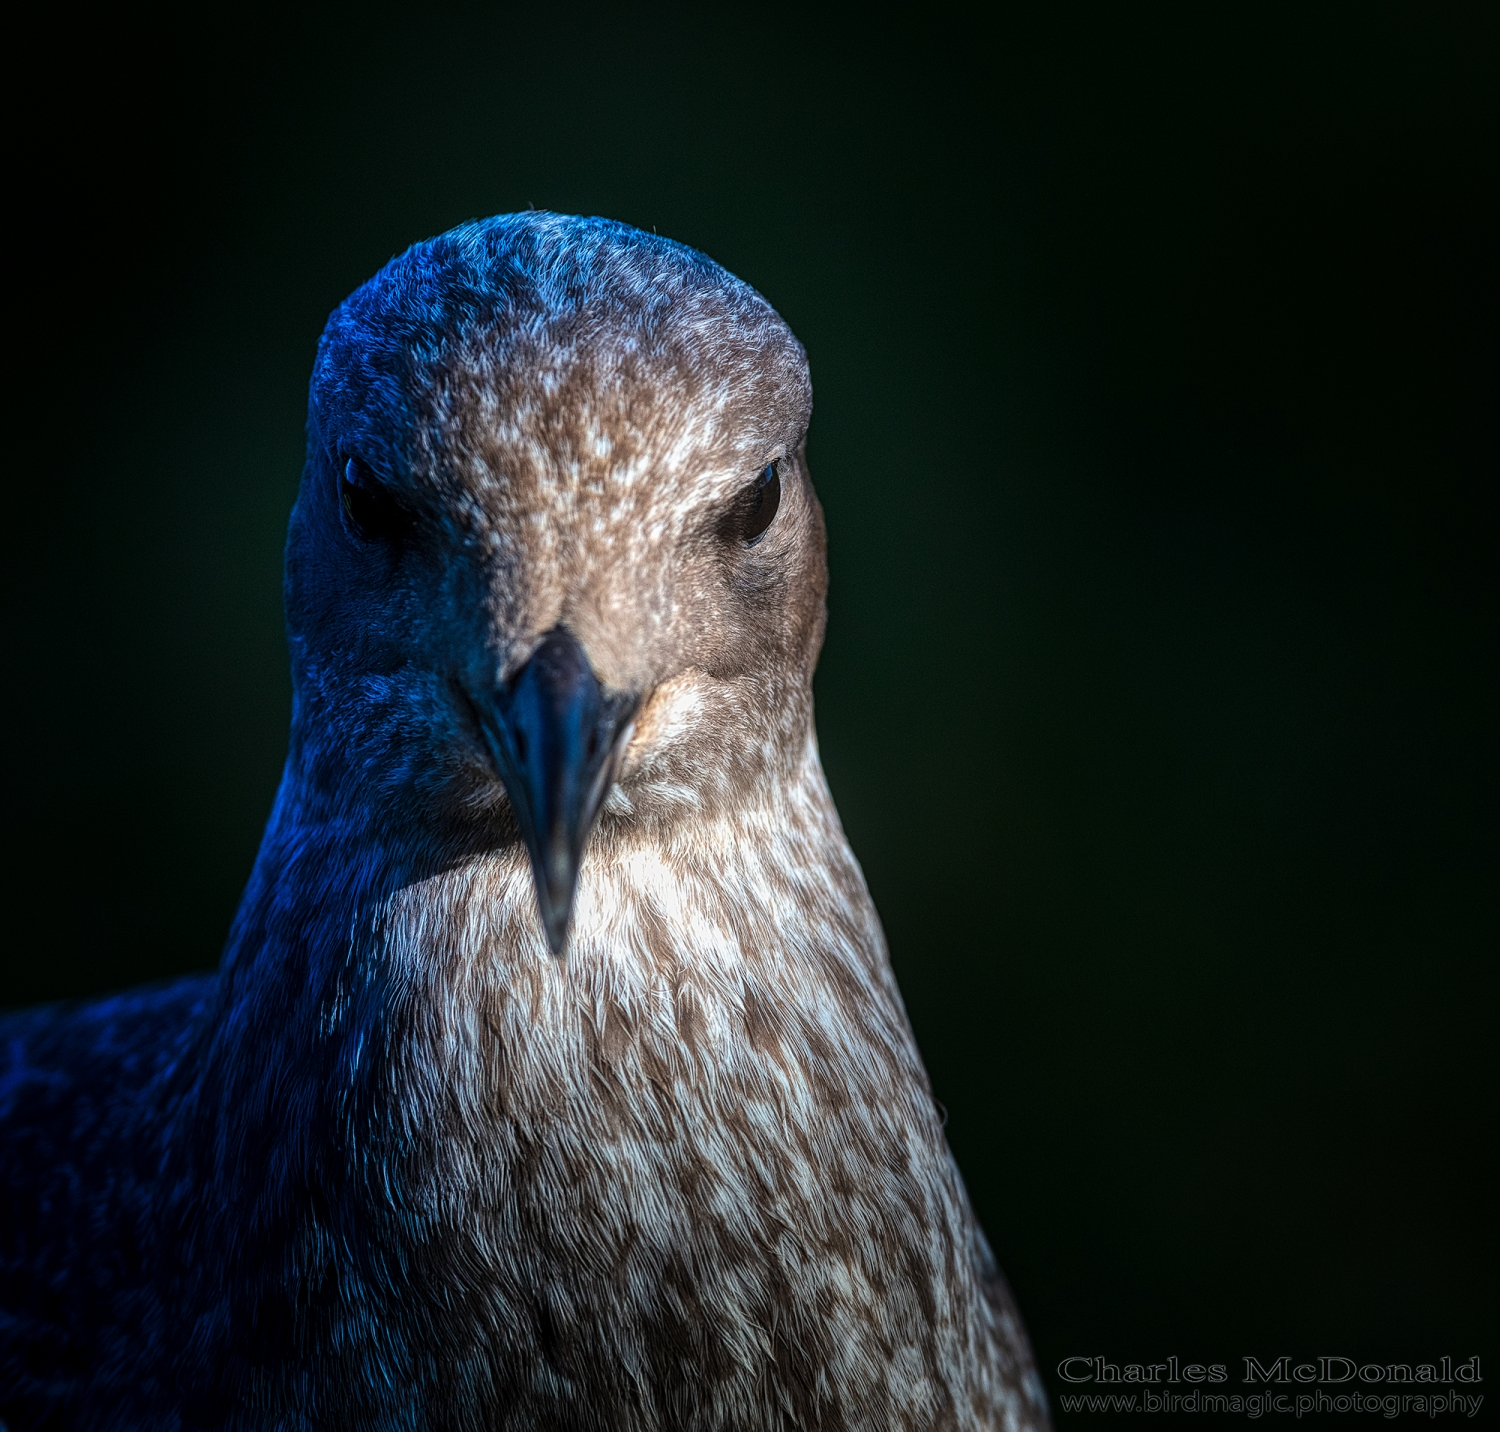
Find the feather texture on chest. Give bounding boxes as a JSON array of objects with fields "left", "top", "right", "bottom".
[{"left": 189, "top": 743, "right": 1031, "bottom": 1429}]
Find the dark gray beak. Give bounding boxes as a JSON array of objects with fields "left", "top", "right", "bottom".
[{"left": 472, "top": 626, "right": 638, "bottom": 954}]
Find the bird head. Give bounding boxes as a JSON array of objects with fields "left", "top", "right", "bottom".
[{"left": 284, "top": 214, "right": 826, "bottom": 953}]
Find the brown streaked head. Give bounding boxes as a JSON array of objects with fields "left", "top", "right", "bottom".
[{"left": 284, "top": 213, "right": 827, "bottom": 951}]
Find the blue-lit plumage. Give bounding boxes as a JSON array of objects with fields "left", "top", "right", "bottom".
[{"left": 1, "top": 979, "right": 214, "bottom": 1423}]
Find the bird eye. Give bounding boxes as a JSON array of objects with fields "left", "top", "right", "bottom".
[
  {"left": 338, "top": 457, "right": 407, "bottom": 541},
  {"left": 739, "top": 462, "right": 781, "bottom": 546}
]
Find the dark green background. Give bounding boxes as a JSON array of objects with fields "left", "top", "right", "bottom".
[{"left": 9, "top": 5, "right": 1493, "bottom": 1419}]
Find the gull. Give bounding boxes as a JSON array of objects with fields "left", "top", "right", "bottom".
[{"left": 0, "top": 213, "right": 1050, "bottom": 1431}]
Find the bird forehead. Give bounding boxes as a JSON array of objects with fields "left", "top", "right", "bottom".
[{"left": 431, "top": 337, "right": 781, "bottom": 524}]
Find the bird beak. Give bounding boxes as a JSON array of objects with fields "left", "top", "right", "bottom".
[{"left": 472, "top": 626, "right": 638, "bottom": 954}]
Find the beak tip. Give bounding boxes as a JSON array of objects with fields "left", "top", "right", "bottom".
[
  {"left": 537, "top": 854, "right": 576, "bottom": 956},
  {"left": 536, "top": 879, "right": 575, "bottom": 956}
]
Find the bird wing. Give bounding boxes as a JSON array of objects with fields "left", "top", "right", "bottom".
[{"left": 0, "top": 974, "right": 215, "bottom": 1422}]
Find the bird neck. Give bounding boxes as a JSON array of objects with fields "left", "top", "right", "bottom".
[{"left": 199, "top": 730, "right": 907, "bottom": 1159}]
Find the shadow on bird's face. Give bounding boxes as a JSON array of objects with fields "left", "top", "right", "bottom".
[{"left": 283, "top": 216, "right": 827, "bottom": 952}]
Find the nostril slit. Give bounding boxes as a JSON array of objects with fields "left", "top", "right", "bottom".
[{"left": 514, "top": 729, "right": 528, "bottom": 761}]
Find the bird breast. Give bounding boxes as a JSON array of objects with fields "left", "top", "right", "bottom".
[{"left": 311, "top": 743, "right": 1021, "bottom": 1425}]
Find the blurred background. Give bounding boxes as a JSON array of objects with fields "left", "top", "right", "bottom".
[{"left": 7, "top": 4, "right": 1493, "bottom": 1420}]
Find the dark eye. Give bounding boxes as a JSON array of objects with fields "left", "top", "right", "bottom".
[
  {"left": 338, "top": 457, "right": 407, "bottom": 541},
  {"left": 739, "top": 462, "right": 781, "bottom": 545}
]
